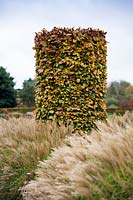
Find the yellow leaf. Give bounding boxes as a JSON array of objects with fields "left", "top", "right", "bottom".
[{"left": 76, "top": 79, "right": 80, "bottom": 83}]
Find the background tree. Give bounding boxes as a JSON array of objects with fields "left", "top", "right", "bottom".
[
  {"left": 128, "top": 98, "right": 133, "bottom": 108},
  {"left": 106, "top": 97, "right": 118, "bottom": 108},
  {"left": 126, "top": 85, "right": 133, "bottom": 98},
  {"left": 107, "top": 80, "right": 133, "bottom": 109},
  {"left": 107, "top": 81, "right": 120, "bottom": 97},
  {"left": 19, "top": 78, "right": 35, "bottom": 107},
  {"left": 107, "top": 81, "right": 131, "bottom": 99},
  {"left": 0, "top": 66, "right": 16, "bottom": 108}
]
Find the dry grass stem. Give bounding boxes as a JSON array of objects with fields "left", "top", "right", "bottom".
[{"left": 22, "top": 112, "right": 133, "bottom": 200}]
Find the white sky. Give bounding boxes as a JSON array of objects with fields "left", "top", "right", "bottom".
[{"left": 0, "top": 0, "right": 133, "bottom": 88}]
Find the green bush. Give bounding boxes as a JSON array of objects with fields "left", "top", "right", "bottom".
[
  {"left": 106, "top": 97, "right": 118, "bottom": 107},
  {"left": 34, "top": 27, "right": 107, "bottom": 132}
]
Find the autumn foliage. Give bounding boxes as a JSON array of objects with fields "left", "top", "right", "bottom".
[{"left": 34, "top": 27, "right": 107, "bottom": 131}]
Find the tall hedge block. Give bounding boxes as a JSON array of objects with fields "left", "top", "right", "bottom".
[{"left": 34, "top": 27, "right": 107, "bottom": 132}]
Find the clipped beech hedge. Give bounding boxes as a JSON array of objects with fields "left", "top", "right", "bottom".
[{"left": 34, "top": 27, "right": 107, "bottom": 132}]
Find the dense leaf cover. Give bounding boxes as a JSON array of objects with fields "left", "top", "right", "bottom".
[{"left": 34, "top": 27, "right": 107, "bottom": 131}]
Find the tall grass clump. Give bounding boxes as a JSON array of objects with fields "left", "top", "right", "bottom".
[
  {"left": 22, "top": 112, "right": 133, "bottom": 200},
  {"left": 0, "top": 117, "right": 73, "bottom": 200}
]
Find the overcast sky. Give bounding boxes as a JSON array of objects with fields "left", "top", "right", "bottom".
[{"left": 0, "top": 0, "right": 133, "bottom": 88}]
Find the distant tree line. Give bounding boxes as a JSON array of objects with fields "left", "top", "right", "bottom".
[
  {"left": 0, "top": 66, "right": 133, "bottom": 109},
  {"left": 17, "top": 78, "right": 35, "bottom": 107},
  {"left": 106, "top": 81, "right": 133, "bottom": 109},
  {"left": 0, "top": 66, "right": 35, "bottom": 108}
]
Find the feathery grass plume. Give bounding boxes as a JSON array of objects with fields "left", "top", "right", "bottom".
[
  {"left": 22, "top": 112, "right": 133, "bottom": 200},
  {"left": 0, "top": 117, "right": 73, "bottom": 200}
]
